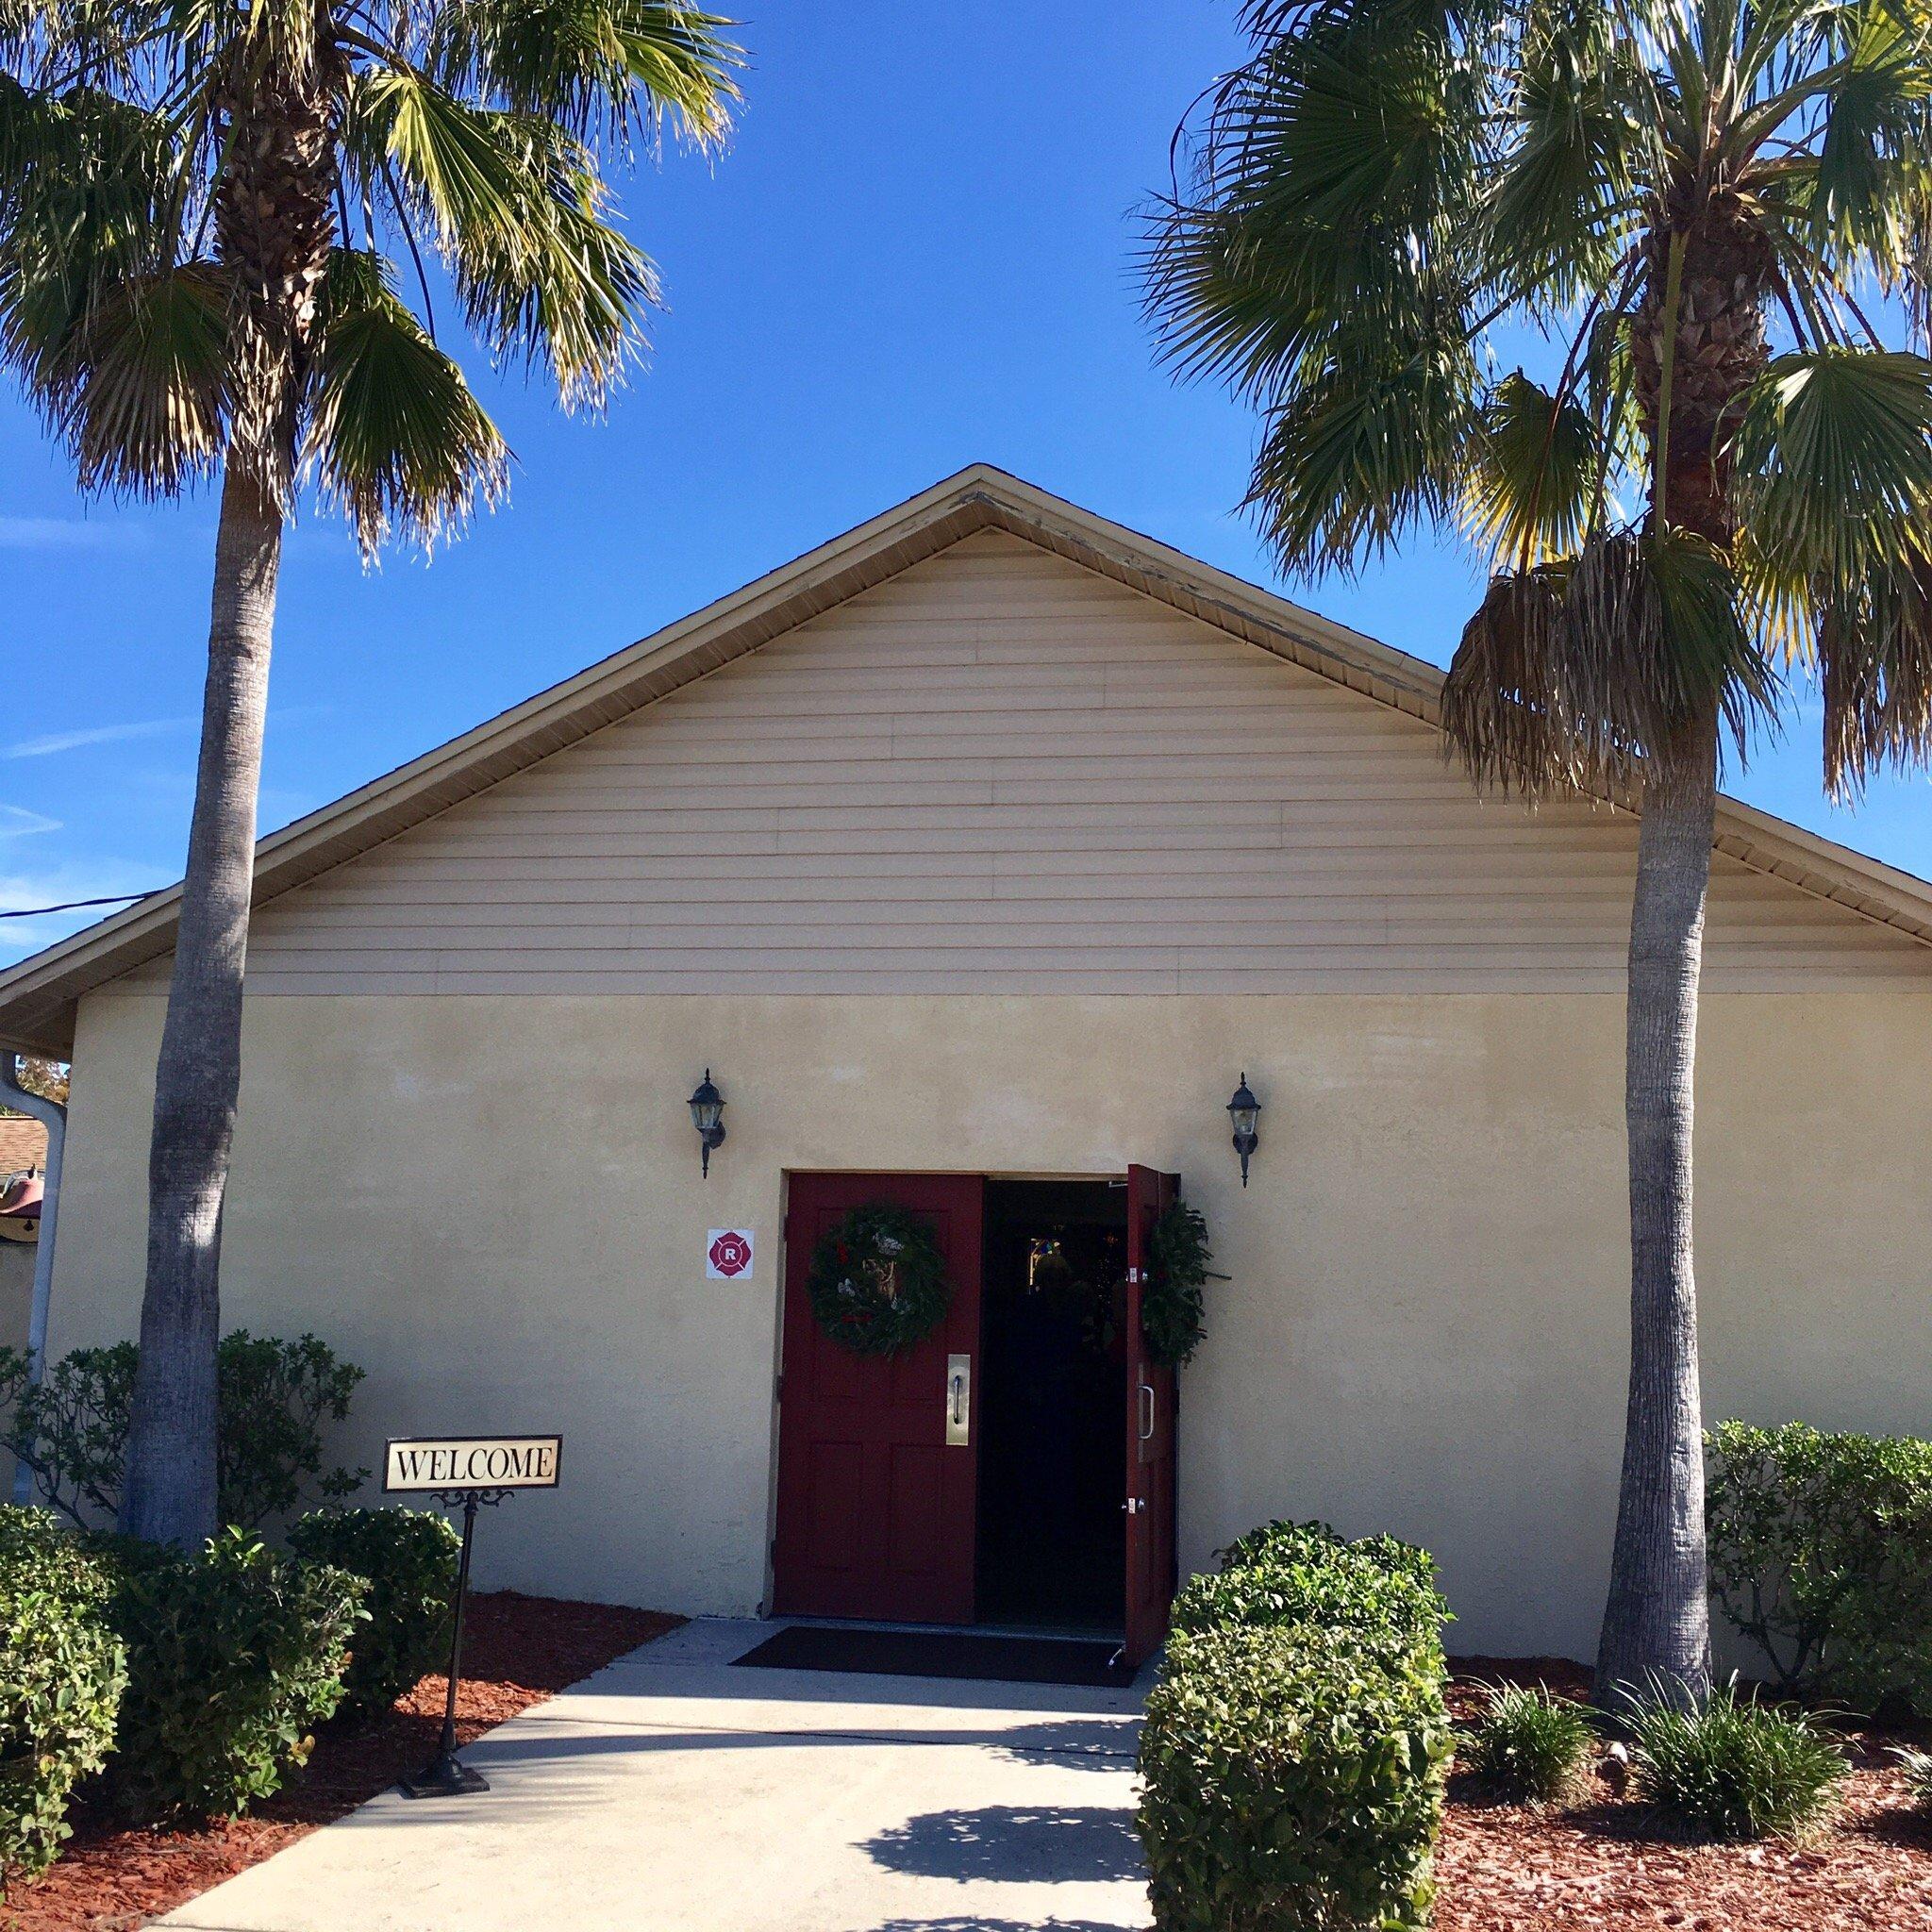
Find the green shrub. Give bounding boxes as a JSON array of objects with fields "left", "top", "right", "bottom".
[
  {"left": 0, "top": 1345, "right": 136, "bottom": 1529},
  {"left": 1141, "top": 1518, "right": 1451, "bottom": 1930},
  {"left": 0, "top": 1334, "right": 368, "bottom": 1531},
  {"left": 0, "top": 1583, "right": 125, "bottom": 1889},
  {"left": 1624, "top": 1680, "right": 1847, "bottom": 1840},
  {"left": 1216, "top": 1518, "right": 1440, "bottom": 1592},
  {"left": 1171, "top": 1518, "right": 1447, "bottom": 1648},
  {"left": 289, "top": 1508, "right": 459, "bottom": 1713},
  {"left": 1139, "top": 1623, "right": 1453, "bottom": 1932},
  {"left": 0, "top": 1505, "right": 116, "bottom": 1607},
  {"left": 101, "top": 1529, "right": 367, "bottom": 1823},
  {"left": 1707, "top": 1420, "right": 1932, "bottom": 1707},
  {"left": 215, "top": 1334, "right": 368, "bottom": 1527},
  {"left": 1463, "top": 1683, "right": 1595, "bottom": 1804}
]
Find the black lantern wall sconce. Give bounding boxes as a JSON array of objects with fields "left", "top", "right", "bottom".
[
  {"left": 688, "top": 1070, "right": 726, "bottom": 1177},
  {"left": 1227, "top": 1074, "right": 1261, "bottom": 1188}
]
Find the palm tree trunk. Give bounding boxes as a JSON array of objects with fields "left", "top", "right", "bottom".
[
  {"left": 119, "top": 467, "right": 282, "bottom": 1546},
  {"left": 1594, "top": 717, "right": 1718, "bottom": 1705}
]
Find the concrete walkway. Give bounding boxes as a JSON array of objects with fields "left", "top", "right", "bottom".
[{"left": 160, "top": 1619, "right": 1154, "bottom": 1932}]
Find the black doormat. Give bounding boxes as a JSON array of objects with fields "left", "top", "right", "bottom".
[{"left": 731, "top": 1624, "right": 1137, "bottom": 1687}]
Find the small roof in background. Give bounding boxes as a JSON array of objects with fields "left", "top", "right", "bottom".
[{"left": 0, "top": 1115, "right": 45, "bottom": 1181}]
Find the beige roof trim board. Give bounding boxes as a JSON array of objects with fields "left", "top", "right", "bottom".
[{"left": 6, "top": 461, "right": 1932, "bottom": 1054}]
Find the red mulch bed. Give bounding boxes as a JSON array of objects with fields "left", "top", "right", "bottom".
[
  {"left": 3, "top": 1591, "right": 680, "bottom": 1932},
  {"left": 1438, "top": 1657, "right": 1932, "bottom": 1930}
]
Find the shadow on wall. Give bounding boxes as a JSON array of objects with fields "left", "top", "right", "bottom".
[{"left": 860, "top": 1805, "right": 1143, "bottom": 1884}]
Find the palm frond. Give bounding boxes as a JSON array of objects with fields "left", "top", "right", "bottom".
[
  {"left": 0, "top": 81, "right": 212, "bottom": 491},
  {"left": 1730, "top": 347, "right": 1932, "bottom": 644},
  {"left": 1578, "top": 298, "right": 1642, "bottom": 449},
  {"left": 1144, "top": 0, "right": 1487, "bottom": 406},
  {"left": 1490, "top": 6, "right": 1650, "bottom": 309},
  {"left": 1807, "top": 2, "right": 1931, "bottom": 257},
  {"left": 305, "top": 247, "right": 508, "bottom": 554},
  {"left": 351, "top": 65, "right": 545, "bottom": 247},
  {"left": 1243, "top": 321, "right": 1480, "bottom": 575},
  {"left": 429, "top": 0, "right": 739, "bottom": 150},
  {"left": 47, "top": 259, "right": 226, "bottom": 491},
  {"left": 1818, "top": 561, "right": 1932, "bottom": 792},
  {"left": 0, "top": 0, "right": 172, "bottom": 90},
  {"left": 1444, "top": 525, "right": 1778, "bottom": 794},
  {"left": 168, "top": 0, "right": 329, "bottom": 91},
  {"left": 349, "top": 66, "right": 656, "bottom": 408},
  {"left": 0, "top": 78, "right": 181, "bottom": 302},
  {"left": 448, "top": 158, "right": 657, "bottom": 407},
  {"left": 1464, "top": 371, "right": 1602, "bottom": 568}
]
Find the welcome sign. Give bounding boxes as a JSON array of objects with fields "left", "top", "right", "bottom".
[{"left": 384, "top": 1436, "right": 562, "bottom": 1492}]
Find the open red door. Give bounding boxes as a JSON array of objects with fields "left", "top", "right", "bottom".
[
  {"left": 773, "top": 1173, "right": 984, "bottom": 1623},
  {"left": 1122, "top": 1164, "right": 1180, "bottom": 1666}
]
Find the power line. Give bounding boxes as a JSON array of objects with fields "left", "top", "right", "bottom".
[{"left": 0, "top": 892, "right": 151, "bottom": 921}]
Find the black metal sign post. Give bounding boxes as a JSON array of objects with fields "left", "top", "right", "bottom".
[
  {"left": 401, "top": 1487, "right": 496, "bottom": 1797},
  {"left": 382, "top": 1436, "right": 562, "bottom": 1801}
]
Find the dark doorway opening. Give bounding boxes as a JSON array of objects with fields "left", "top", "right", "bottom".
[{"left": 975, "top": 1179, "right": 1127, "bottom": 1631}]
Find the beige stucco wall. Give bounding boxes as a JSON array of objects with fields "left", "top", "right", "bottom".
[{"left": 50, "top": 985, "right": 1932, "bottom": 1659}]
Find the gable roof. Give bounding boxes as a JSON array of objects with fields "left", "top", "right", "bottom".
[{"left": 6, "top": 461, "right": 1932, "bottom": 1055}]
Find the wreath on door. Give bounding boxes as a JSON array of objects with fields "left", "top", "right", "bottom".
[
  {"left": 1142, "top": 1201, "right": 1213, "bottom": 1368},
  {"left": 807, "top": 1202, "right": 950, "bottom": 1357}
]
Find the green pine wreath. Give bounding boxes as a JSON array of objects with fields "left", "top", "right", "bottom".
[
  {"left": 1142, "top": 1201, "right": 1212, "bottom": 1368},
  {"left": 807, "top": 1202, "right": 950, "bottom": 1357}
]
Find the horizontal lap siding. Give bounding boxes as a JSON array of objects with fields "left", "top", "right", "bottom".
[{"left": 166, "top": 533, "right": 1932, "bottom": 993}]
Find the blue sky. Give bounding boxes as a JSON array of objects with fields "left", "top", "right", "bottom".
[{"left": 7, "top": 0, "right": 1932, "bottom": 971}]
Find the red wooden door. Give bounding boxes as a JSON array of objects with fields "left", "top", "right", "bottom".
[
  {"left": 773, "top": 1173, "right": 984, "bottom": 1623},
  {"left": 1123, "top": 1164, "right": 1180, "bottom": 1666}
]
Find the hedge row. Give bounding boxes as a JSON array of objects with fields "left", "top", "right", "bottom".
[
  {"left": 1138, "top": 1521, "right": 1453, "bottom": 1932},
  {"left": 0, "top": 1504, "right": 458, "bottom": 1890},
  {"left": 1707, "top": 1420, "right": 1932, "bottom": 1709}
]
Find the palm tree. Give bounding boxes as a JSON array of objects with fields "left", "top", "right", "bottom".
[
  {"left": 1, "top": 0, "right": 738, "bottom": 1547},
  {"left": 1145, "top": 0, "right": 1932, "bottom": 1701}
]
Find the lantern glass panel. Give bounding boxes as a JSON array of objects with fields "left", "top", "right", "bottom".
[{"left": 689, "top": 1076, "right": 724, "bottom": 1134}]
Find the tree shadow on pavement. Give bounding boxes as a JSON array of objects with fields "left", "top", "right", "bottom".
[
  {"left": 988, "top": 1717, "right": 1141, "bottom": 1770},
  {"left": 860, "top": 1804, "right": 1143, "bottom": 1884},
  {"left": 863, "top": 1919, "right": 1141, "bottom": 1931}
]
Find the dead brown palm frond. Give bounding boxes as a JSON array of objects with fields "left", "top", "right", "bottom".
[
  {"left": 1821, "top": 562, "right": 1932, "bottom": 793},
  {"left": 1445, "top": 526, "right": 1780, "bottom": 798}
]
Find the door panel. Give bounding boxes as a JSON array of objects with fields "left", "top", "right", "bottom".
[
  {"left": 773, "top": 1173, "right": 984, "bottom": 1622},
  {"left": 1123, "top": 1164, "right": 1181, "bottom": 1666}
]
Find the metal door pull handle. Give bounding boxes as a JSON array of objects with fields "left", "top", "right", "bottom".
[
  {"left": 1138, "top": 1383, "right": 1156, "bottom": 1442},
  {"left": 945, "top": 1353, "right": 971, "bottom": 1446}
]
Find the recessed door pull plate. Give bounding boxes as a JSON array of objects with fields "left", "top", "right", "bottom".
[{"left": 945, "top": 1354, "right": 971, "bottom": 1447}]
